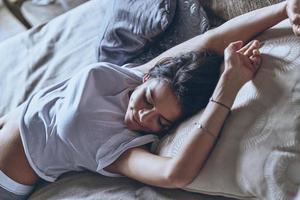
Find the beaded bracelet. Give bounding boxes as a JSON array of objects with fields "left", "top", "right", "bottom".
[
  {"left": 210, "top": 98, "right": 231, "bottom": 112},
  {"left": 194, "top": 122, "right": 217, "bottom": 140}
]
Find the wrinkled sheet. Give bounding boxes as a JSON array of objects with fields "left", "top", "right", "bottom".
[
  {"left": 0, "top": 0, "right": 233, "bottom": 199},
  {"left": 0, "top": 0, "right": 106, "bottom": 115},
  {"left": 29, "top": 171, "right": 233, "bottom": 200}
]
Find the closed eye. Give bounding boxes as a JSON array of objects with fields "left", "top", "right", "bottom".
[
  {"left": 146, "top": 87, "right": 172, "bottom": 130},
  {"left": 158, "top": 117, "right": 171, "bottom": 131}
]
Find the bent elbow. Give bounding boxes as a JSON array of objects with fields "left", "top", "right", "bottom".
[{"left": 165, "top": 171, "right": 194, "bottom": 189}]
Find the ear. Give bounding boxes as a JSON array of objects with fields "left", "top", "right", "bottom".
[{"left": 143, "top": 73, "right": 151, "bottom": 83}]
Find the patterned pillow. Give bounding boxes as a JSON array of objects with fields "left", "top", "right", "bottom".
[
  {"left": 97, "top": 0, "right": 176, "bottom": 65},
  {"left": 155, "top": 20, "right": 300, "bottom": 199},
  {"left": 131, "top": 0, "right": 210, "bottom": 64}
]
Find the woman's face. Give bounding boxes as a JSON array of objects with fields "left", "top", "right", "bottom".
[{"left": 124, "top": 77, "right": 182, "bottom": 134}]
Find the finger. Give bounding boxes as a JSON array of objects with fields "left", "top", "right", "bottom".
[
  {"left": 237, "top": 41, "right": 253, "bottom": 54},
  {"left": 238, "top": 40, "right": 260, "bottom": 55},
  {"left": 253, "top": 49, "right": 260, "bottom": 56},
  {"left": 290, "top": 13, "right": 300, "bottom": 26},
  {"left": 226, "top": 41, "right": 243, "bottom": 52},
  {"left": 250, "top": 56, "right": 261, "bottom": 66},
  {"left": 250, "top": 54, "right": 262, "bottom": 69},
  {"left": 293, "top": 24, "right": 300, "bottom": 36},
  {"left": 244, "top": 41, "right": 260, "bottom": 57},
  {"left": 224, "top": 41, "right": 243, "bottom": 57}
]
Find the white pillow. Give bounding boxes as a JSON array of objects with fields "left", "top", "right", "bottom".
[{"left": 155, "top": 19, "right": 300, "bottom": 200}]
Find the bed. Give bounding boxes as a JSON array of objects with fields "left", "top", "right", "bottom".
[{"left": 2, "top": 0, "right": 299, "bottom": 199}]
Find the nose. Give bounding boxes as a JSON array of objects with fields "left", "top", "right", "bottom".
[{"left": 138, "top": 108, "right": 157, "bottom": 124}]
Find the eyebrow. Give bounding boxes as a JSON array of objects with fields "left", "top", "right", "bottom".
[{"left": 148, "top": 87, "right": 172, "bottom": 125}]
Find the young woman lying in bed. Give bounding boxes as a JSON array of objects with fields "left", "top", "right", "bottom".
[{"left": 0, "top": 0, "right": 299, "bottom": 199}]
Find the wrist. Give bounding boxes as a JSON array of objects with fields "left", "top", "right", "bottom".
[
  {"left": 221, "top": 68, "right": 246, "bottom": 89},
  {"left": 211, "top": 72, "right": 241, "bottom": 108}
]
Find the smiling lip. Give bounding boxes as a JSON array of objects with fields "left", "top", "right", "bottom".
[{"left": 132, "top": 114, "right": 143, "bottom": 129}]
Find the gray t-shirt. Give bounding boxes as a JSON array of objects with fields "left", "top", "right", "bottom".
[{"left": 19, "top": 62, "right": 159, "bottom": 182}]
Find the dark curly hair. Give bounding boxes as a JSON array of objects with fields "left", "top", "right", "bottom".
[{"left": 148, "top": 50, "right": 222, "bottom": 120}]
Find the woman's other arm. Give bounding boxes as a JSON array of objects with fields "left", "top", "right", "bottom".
[
  {"left": 207, "top": 1, "right": 287, "bottom": 54},
  {"left": 105, "top": 41, "right": 261, "bottom": 188},
  {"left": 134, "top": 1, "right": 287, "bottom": 74},
  {"left": 161, "top": 40, "right": 261, "bottom": 186}
]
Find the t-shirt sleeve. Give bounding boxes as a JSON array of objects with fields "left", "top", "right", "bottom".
[
  {"left": 121, "top": 63, "right": 145, "bottom": 77},
  {"left": 96, "top": 130, "right": 160, "bottom": 177}
]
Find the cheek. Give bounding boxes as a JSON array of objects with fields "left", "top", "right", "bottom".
[
  {"left": 124, "top": 93, "right": 138, "bottom": 122},
  {"left": 129, "top": 91, "right": 144, "bottom": 109}
]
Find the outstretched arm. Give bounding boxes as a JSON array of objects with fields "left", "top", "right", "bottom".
[
  {"left": 133, "top": 1, "right": 287, "bottom": 74},
  {"left": 161, "top": 40, "right": 262, "bottom": 187}
]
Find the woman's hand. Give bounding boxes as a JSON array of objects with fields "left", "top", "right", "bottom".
[
  {"left": 287, "top": 0, "right": 300, "bottom": 36},
  {"left": 223, "top": 40, "right": 261, "bottom": 88}
]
